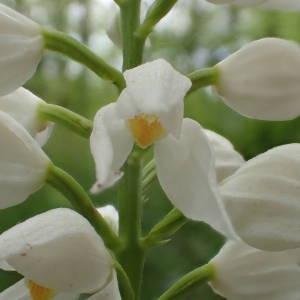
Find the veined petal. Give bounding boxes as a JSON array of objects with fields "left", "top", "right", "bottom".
[
  {"left": 0, "top": 208, "right": 113, "bottom": 294},
  {"left": 221, "top": 143, "right": 300, "bottom": 251},
  {"left": 210, "top": 240, "right": 300, "bottom": 300},
  {"left": 86, "top": 271, "right": 121, "bottom": 300},
  {"left": 154, "top": 118, "right": 234, "bottom": 237},
  {"left": 0, "top": 88, "right": 52, "bottom": 144},
  {"left": 0, "top": 111, "right": 50, "bottom": 208},
  {"left": 205, "top": 129, "right": 244, "bottom": 182},
  {"left": 90, "top": 103, "right": 134, "bottom": 193},
  {"left": 116, "top": 59, "right": 191, "bottom": 129}
]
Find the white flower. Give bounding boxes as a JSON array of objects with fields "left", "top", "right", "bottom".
[
  {"left": 0, "top": 208, "right": 114, "bottom": 298},
  {"left": 0, "top": 4, "right": 43, "bottom": 96},
  {"left": 214, "top": 38, "right": 300, "bottom": 120},
  {"left": 97, "top": 205, "right": 119, "bottom": 234},
  {"left": 207, "top": 0, "right": 300, "bottom": 11},
  {"left": 0, "top": 87, "right": 52, "bottom": 146},
  {"left": 205, "top": 130, "right": 244, "bottom": 182},
  {"left": 90, "top": 59, "right": 233, "bottom": 237},
  {"left": 210, "top": 240, "right": 300, "bottom": 300},
  {"left": 0, "top": 111, "right": 50, "bottom": 209},
  {"left": 221, "top": 143, "right": 300, "bottom": 251}
]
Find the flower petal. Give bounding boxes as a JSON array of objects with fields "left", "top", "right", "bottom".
[
  {"left": 154, "top": 118, "right": 234, "bottom": 237},
  {"left": 210, "top": 240, "right": 300, "bottom": 300},
  {"left": 0, "top": 208, "right": 113, "bottom": 294},
  {"left": 205, "top": 129, "right": 244, "bottom": 182},
  {"left": 116, "top": 59, "right": 191, "bottom": 130},
  {"left": 87, "top": 271, "right": 121, "bottom": 300},
  {"left": 97, "top": 205, "right": 119, "bottom": 234},
  {"left": 0, "top": 111, "right": 50, "bottom": 208},
  {"left": 221, "top": 143, "right": 300, "bottom": 251},
  {"left": 90, "top": 103, "right": 134, "bottom": 193}
]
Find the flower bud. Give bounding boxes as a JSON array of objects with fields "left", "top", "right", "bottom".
[
  {"left": 0, "top": 4, "right": 43, "bottom": 96},
  {"left": 205, "top": 129, "right": 244, "bottom": 182},
  {"left": 221, "top": 143, "right": 300, "bottom": 251},
  {"left": 210, "top": 240, "right": 300, "bottom": 300},
  {"left": 0, "top": 110, "right": 50, "bottom": 208},
  {"left": 0, "top": 87, "right": 52, "bottom": 145},
  {"left": 214, "top": 38, "right": 300, "bottom": 120}
]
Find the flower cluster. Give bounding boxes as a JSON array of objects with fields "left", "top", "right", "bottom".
[{"left": 1, "top": 2, "right": 300, "bottom": 300}]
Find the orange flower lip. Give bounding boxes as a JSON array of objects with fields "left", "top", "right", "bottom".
[
  {"left": 128, "top": 113, "right": 166, "bottom": 148},
  {"left": 26, "top": 280, "right": 56, "bottom": 300}
]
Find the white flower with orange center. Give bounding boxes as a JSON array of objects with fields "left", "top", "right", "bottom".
[
  {"left": 0, "top": 208, "right": 120, "bottom": 300},
  {"left": 90, "top": 59, "right": 233, "bottom": 237}
]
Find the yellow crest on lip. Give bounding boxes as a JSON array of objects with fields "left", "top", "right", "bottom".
[
  {"left": 128, "top": 113, "right": 166, "bottom": 148},
  {"left": 26, "top": 280, "right": 56, "bottom": 300}
]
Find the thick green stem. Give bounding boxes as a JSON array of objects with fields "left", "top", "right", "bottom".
[
  {"left": 187, "top": 66, "right": 220, "bottom": 94},
  {"left": 42, "top": 29, "right": 126, "bottom": 90},
  {"left": 46, "top": 164, "right": 121, "bottom": 252},
  {"left": 120, "top": 0, "right": 145, "bottom": 70},
  {"left": 118, "top": 149, "right": 145, "bottom": 298},
  {"left": 157, "top": 263, "right": 215, "bottom": 300},
  {"left": 136, "top": 0, "right": 179, "bottom": 39},
  {"left": 114, "top": 261, "right": 135, "bottom": 300},
  {"left": 38, "top": 103, "right": 92, "bottom": 138},
  {"left": 142, "top": 208, "right": 187, "bottom": 247}
]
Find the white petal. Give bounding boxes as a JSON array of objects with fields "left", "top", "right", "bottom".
[
  {"left": 154, "top": 118, "right": 234, "bottom": 237},
  {"left": 259, "top": 0, "right": 300, "bottom": 10},
  {"left": 97, "top": 205, "right": 119, "bottom": 234},
  {"left": 87, "top": 271, "right": 121, "bottom": 300},
  {"left": 215, "top": 38, "right": 300, "bottom": 120},
  {"left": 0, "top": 259, "right": 14, "bottom": 271},
  {"left": 205, "top": 129, "right": 244, "bottom": 182},
  {"left": 221, "top": 143, "right": 300, "bottom": 251},
  {"left": 0, "top": 88, "right": 51, "bottom": 143},
  {"left": 90, "top": 103, "right": 134, "bottom": 193},
  {"left": 210, "top": 240, "right": 300, "bottom": 300},
  {"left": 0, "top": 111, "right": 50, "bottom": 208},
  {"left": 116, "top": 59, "right": 191, "bottom": 132},
  {"left": 0, "top": 279, "right": 31, "bottom": 300},
  {"left": 0, "top": 208, "right": 113, "bottom": 294}
]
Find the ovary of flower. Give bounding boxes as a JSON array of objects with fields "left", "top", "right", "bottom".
[
  {"left": 90, "top": 59, "right": 234, "bottom": 237},
  {"left": 128, "top": 113, "right": 166, "bottom": 148}
]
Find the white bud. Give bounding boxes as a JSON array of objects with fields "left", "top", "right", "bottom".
[
  {"left": 97, "top": 205, "right": 119, "bottom": 234},
  {"left": 210, "top": 240, "right": 300, "bottom": 300},
  {"left": 205, "top": 129, "right": 244, "bottom": 182},
  {"left": 214, "top": 38, "right": 300, "bottom": 120},
  {"left": 0, "top": 4, "right": 43, "bottom": 96},
  {"left": 0, "top": 111, "right": 50, "bottom": 208},
  {"left": 207, "top": 0, "right": 300, "bottom": 11},
  {"left": 0, "top": 88, "right": 52, "bottom": 145},
  {"left": 221, "top": 143, "right": 300, "bottom": 251}
]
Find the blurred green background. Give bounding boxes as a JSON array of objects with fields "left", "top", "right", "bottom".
[{"left": 1, "top": 0, "right": 300, "bottom": 299}]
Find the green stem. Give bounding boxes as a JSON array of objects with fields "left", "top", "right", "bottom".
[
  {"left": 142, "top": 208, "right": 187, "bottom": 248},
  {"left": 157, "top": 263, "right": 215, "bottom": 300},
  {"left": 187, "top": 66, "right": 220, "bottom": 94},
  {"left": 136, "top": 0, "right": 179, "bottom": 39},
  {"left": 46, "top": 164, "right": 121, "bottom": 252},
  {"left": 41, "top": 29, "right": 126, "bottom": 90},
  {"left": 38, "top": 103, "right": 92, "bottom": 138},
  {"left": 118, "top": 149, "right": 145, "bottom": 298},
  {"left": 114, "top": 261, "right": 135, "bottom": 300},
  {"left": 120, "top": 0, "right": 145, "bottom": 70}
]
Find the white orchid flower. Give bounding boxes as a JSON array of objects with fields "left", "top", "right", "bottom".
[
  {"left": 214, "top": 38, "right": 300, "bottom": 120},
  {"left": 210, "top": 240, "right": 300, "bottom": 300},
  {"left": 221, "top": 143, "right": 300, "bottom": 251},
  {"left": 0, "top": 110, "right": 50, "bottom": 209},
  {"left": 0, "top": 208, "right": 116, "bottom": 300},
  {"left": 0, "top": 87, "right": 52, "bottom": 146},
  {"left": 0, "top": 4, "right": 43, "bottom": 96},
  {"left": 90, "top": 59, "right": 233, "bottom": 237},
  {"left": 207, "top": 0, "right": 300, "bottom": 11},
  {"left": 205, "top": 130, "right": 244, "bottom": 182}
]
